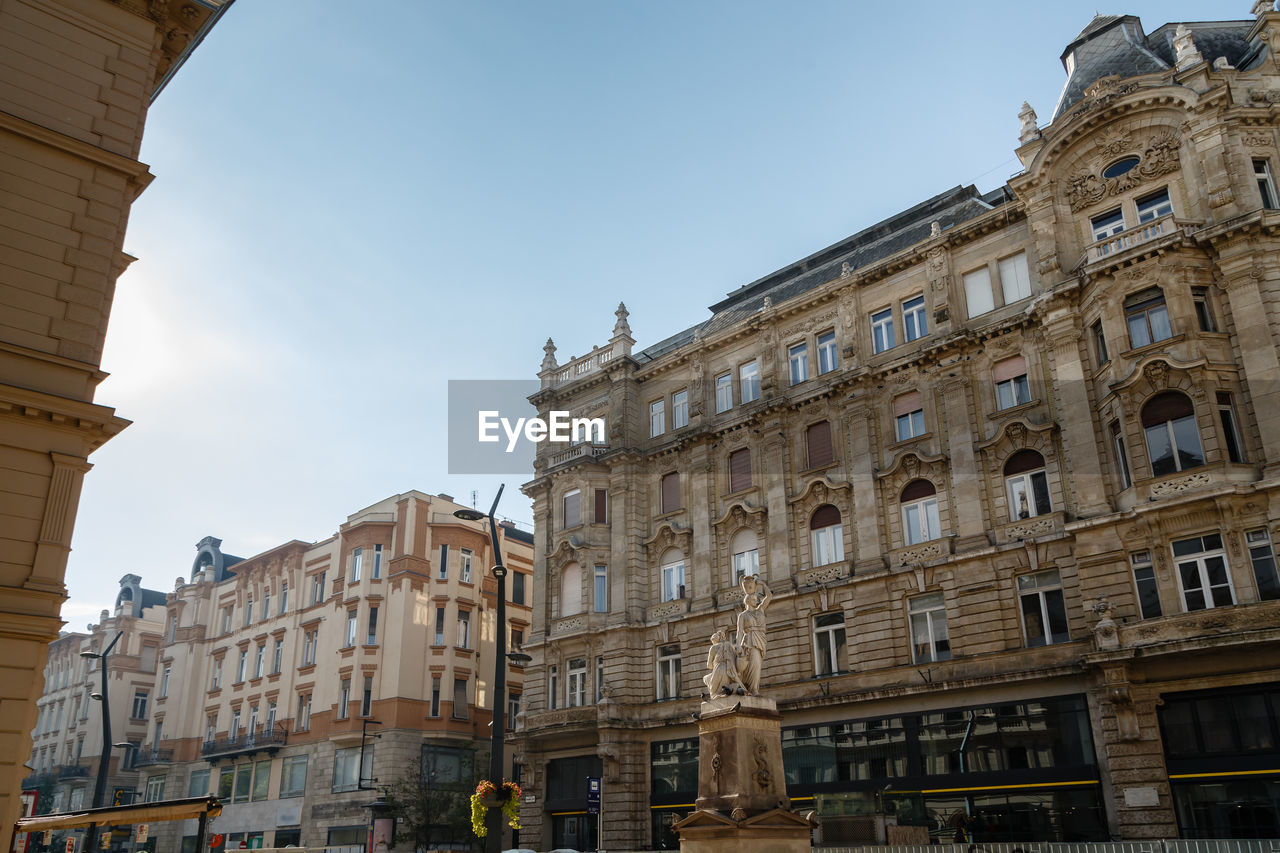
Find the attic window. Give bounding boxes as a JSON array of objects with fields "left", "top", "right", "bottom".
[{"left": 1103, "top": 157, "right": 1140, "bottom": 179}]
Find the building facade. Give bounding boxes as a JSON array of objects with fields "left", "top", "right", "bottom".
[
  {"left": 517, "top": 6, "right": 1280, "bottom": 851},
  {"left": 0, "top": 0, "right": 232, "bottom": 843},
  {"left": 129, "top": 491, "right": 533, "bottom": 853}
]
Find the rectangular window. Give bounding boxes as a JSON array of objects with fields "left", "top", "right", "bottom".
[
  {"left": 280, "top": 581, "right": 288, "bottom": 613},
  {"left": 1136, "top": 188, "right": 1173, "bottom": 222},
  {"left": 1092, "top": 319, "right": 1108, "bottom": 364},
  {"left": 438, "top": 544, "right": 449, "bottom": 579},
  {"left": 512, "top": 571, "right": 527, "bottom": 605},
  {"left": 261, "top": 592, "right": 270, "bottom": 621},
  {"left": 729, "top": 448, "right": 752, "bottom": 492},
  {"left": 548, "top": 666, "right": 559, "bottom": 711},
  {"left": 788, "top": 342, "right": 810, "bottom": 384},
  {"left": 661, "top": 559, "right": 685, "bottom": 602},
  {"left": 434, "top": 607, "right": 445, "bottom": 645},
  {"left": 301, "top": 630, "right": 317, "bottom": 666},
  {"left": 1193, "top": 287, "right": 1217, "bottom": 333},
  {"left": 1110, "top": 420, "right": 1133, "bottom": 490},
  {"left": 234, "top": 762, "right": 252, "bottom": 802},
  {"left": 567, "top": 658, "right": 587, "bottom": 707},
  {"left": 871, "top": 308, "right": 895, "bottom": 353},
  {"left": 244, "top": 597, "right": 252, "bottom": 627},
  {"left": 672, "top": 390, "right": 689, "bottom": 429},
  {"left": 452, "top": 678, "right": 468, "bottom": 719},
  {"left": 1018, "top": 570, "right": 1070, "bottom": 647},
  {"left": 366, "top": 606, "right": 379, "bottom": 645},
  {"left": 811, "top": 519, "right": 844, "bottom": 567},
  {"left": 1006, "top": 468, "right": 1051, "bottom": 519},
  {"left": 337, "top": 678, "right": 351, "bottom": 719},
  {"left": 512, "top": 628, "right": 524, "bottom": 654},
  {"left": 272, "top": 639, "right": 283, "bottom": 673},
  {"left": 594, "top": 489, "right": 608, "bottom": 524},
  {"left": 457, "top": 610, "right": 470, "bottom": 649},
  {"left": 994, "top": 356, "right": 1031, "bottom": 409},
  {"left": 218, "top": 767, "right": 233, "bottom": 800},
  {"left": 361, "top": 676, "right": 373, "bottom": 717},
  {"left": 333, "top": 746, "right": 373, "bottom": 793},
  {"left": 661, "top": 471, "right": 681, "bottom": 513},
  {"left": 894, "top": 391, "right": 925, "bottom": 441},
  {"left": 131, "top": 690, "right": 148, "bottom": 720},
  {"left": 594, "top": 565, "right": 608, "bottom": 612},
  {"left": 372, "top": 544, "right": 382, "bottom": 579},
  {"left": 211, "top": 659, "right": 222, "bottom": 691},
  {"left": 345, "top": 609, "right": 357, "bottom": 647},
  {"left": 222, "top": 605, "right": 233, "bottom": 635},
  {"left": 563, "top": 489, "right": 581, "bottom": 528},
  {"left": 310, "top": 572, "right": 326, "bottom": 605},
  {"left": 1246, "top": 529, "right": 1280, "bottom": 601},
  {"left": 1217, "top": 392, "right": 1244, "bottom": 463},
  {"left": 740, "top": 360, "right": 760, "bottom": 403},
  {"left": 909, "top": 592, "right": 951, "bottom": 663},
  {"left": 1131, "top": 551, "right": 1162, "bottom": 619},
  {"left": 252, "top": 759, "right": 270, "bottom": 801},
  {"left": 205, "top": 714, "right": 217, "bottom": 743},
  {"left": 806, "top": 420, "right": 834, "bottom": 468},
  {"left": 160, "top": 666, "right": 170, "bottom": 698},
  {"left": 280, "top": 755, "right": 308, "bottom": 798},
  {"left": 144, "top": 775, "right": 165, "bottom": 803},
  {"left": 230, "top": 708, "right": 241, "bottom": 738},
  {"left": 296, "top": 692, "right": 311, "bottom": 731},
  {"left": 266, "top": 699, "right": 276, "bottom": 732},
  {"left": 507, "top": 692, "right": 521, "bottom": 731},
  {"left": 430, "top": 676, "right": 440, "bottom": 717},
  {"left": 964, "top": 267, "right": 995, "bottom": 317},
  {"left": 999, "top": 252, "right": 1032, "bottom": 304},
  {"left": 1173, "top": 533, "right": 1234, "bottom": 611},
  {"left": 715, "top": 372, "right": 733, "bottom": 412},
  {"left": 813, "top": 613, "right": 846, "bottom": 676},
  {"left": 253, "top": 643, "right": 265, "bottom": 678},
  {"left": 656, "top": 645, "right": 681, "bottom": 700},
  {"left": 902, "top": 296, "right": 927, "bottom": 342},
  {"left": 1126, "top": 291, "right": 1172, "bottom": 348},
  {"left": 235, "top": 650, "right": 247, "bottom": 683},
  {"left": 460, "top": 548, "right": 473, "bottom": 583},
  {"left": 817, "top": 330, "right": 839, "bottom": 373},
  {"left": 351, "top": 547, "right": 363, "bottom": 582},
  {"left": 902, "top": 498, "right": 940, "bottom": 545},
  {"left": 188, "top": 768, "right": 210, "bottom": 798},
  {"left": 1255, "top": 158, "right": 1277, "bottom": 208},
  {"left": 649, "top": 399, "right": 665, "bottom": 437},
  {"left": 1091, "top": 207, "right": 1126, "bottom": 241}
]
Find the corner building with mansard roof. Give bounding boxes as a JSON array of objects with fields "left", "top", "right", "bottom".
[{"left": 515, "top": 6, "right": 1280, "bottom": 851}]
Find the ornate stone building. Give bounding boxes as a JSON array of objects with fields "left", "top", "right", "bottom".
[
  {"left": 0, "top": 0, "right": 232, "bottom": 843},
  {"left": 516, "top": 6, "right": 1280, "bottom": 850}
]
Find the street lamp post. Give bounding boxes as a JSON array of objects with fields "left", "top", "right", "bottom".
[
  {"left": 80, "top": 631, "right": 123, "bottom": 853},
  {"left": 454, "top": 486, "right": 527, "bottom": 853}
]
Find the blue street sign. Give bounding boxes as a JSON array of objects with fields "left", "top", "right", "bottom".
[{"left": 587, "top": 776, "right": 601, "bottom": 814}]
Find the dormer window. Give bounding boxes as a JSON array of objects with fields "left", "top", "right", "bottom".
[{"left": 1136, "top": 188, "right": 1172, "bottom": 222}]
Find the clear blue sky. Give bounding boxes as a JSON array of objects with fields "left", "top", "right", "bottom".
[{"left": 62, "top": 0, "right": 1234, "bottom": 626}]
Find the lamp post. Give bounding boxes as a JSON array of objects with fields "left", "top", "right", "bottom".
[
  {"left": 454, "top": 486, "right": 530, "bottom": 853},
  {"left": 80, "top": 631, "right": 123, "bottom": 853}
]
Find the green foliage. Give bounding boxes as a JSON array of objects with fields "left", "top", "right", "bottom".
[{"left": 382, "top": 753, "right": 482, "bottom": 853}]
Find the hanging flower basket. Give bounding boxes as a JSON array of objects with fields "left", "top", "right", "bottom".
[{"left": 470, "top": 779, "right": 522, "bottom": 837}]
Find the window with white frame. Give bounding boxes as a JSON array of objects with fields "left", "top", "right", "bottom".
[
  {"left": 235, "top": 650, "right": 247, "bottom": 683},
  {"left": 1019, "top": 569, "right": 1070, "bottom": 646},
  {"left": 894, "top": 392, "right": 924, "bottom": 441},
  {"left": 548, "top": 665, "right": 558, "bottom": 710},
  {"left": 560, "top": 561, "right": 582, "bottom": 615},
  {"left": 1136, "top": 188, "right": 1173, "bottom": 222},
  {"left": 244, "top": 596, "right": 252, "bottom": 627},
  {"left": 660, "top": 550, "right": 685, "bottom": 602},
  {"left": 1255, "top": 158, "right": 1278, "bottom": 208},
  {"left": 337, "top": 678, "right": 351, "bottom": 719},
  {"left": 902, "top": 296, "right": 927, "bottom": 342},
  {"left": 345, "top": 609, "right": 357, "bottom": 647},
  {"left": 302, "top": 630, "right": 317, "bottom": 666},
  {"left": 332, "top": 745, "right": 373, "bottom": 793},
  {"left": 351, "top": 547, "right": 362, "bottom": 582},
  {"left": 295, "top": 694, "right": 310, "bottom": 731},
  {"left": 254, "top": 643, "right": 265, "bottom": 678},
  {"left": 900, "top": 480, "right": 940, "bottom": 545},
  {"left": 716, "top": 372, "right": 733, "bottom": 412},
  {"left": 909, "top": 592, "right": 951, "bottom": 663},
  {"left": 1246, "top": 529, "right": 1280, "bottom": 601},
  {"left": 210, "top": 658, "right": 222, "bottom": 691},
  {"left": 438, "top": 544, "right": 449, "bottom": 580},
  {"left": 261, "top": 591, "right": 270, "bottom": 621},
  {"left": 656, "top": 644, "right": 681, "bottom": 700},
  {"left": 1173, "top": 533, "right": 1234, "bottom": 611},
  {"left": 1217, "top": 392, "right": 1244, "bottom": 463},
  {"left": 809, "top": 504, "right": 844, "bottom": 566},
  {"left": 160, "top": 666, "right": 170, "bottom": 698},
  {"left": 817, "top": 330, "right": 838, "bottom": 373},
  {"left": 145, "top": 775, "right": 165, "bottom": 803},
  {"left": 812, "top": 613, "right": 846, "bottom": 676},
  {"left": 789, "top": 342, "right": 810, "bottom": 384},
  {"left": 373, "top": 544, "right": 382, "bottom": 579},
  {"left": 593, "top": 564, "right": 608, "bottom": 612},
  {"left": 1192, "top": 287, "right": 1217, "bottom": 333},
  {"left": 595, "top": 656, "right": 604, "bottom": 702},
  {"left": 567, "top": 658, "right": 587, "bottom": 707},
  {"left": 1125, "top": 289, "right": 1172, "bottom": 348},
  {"left": 871, "top": 307, "right": 895, "bottom": 353},
  {"left": 730, "top": 528, "right": 759, "bottom": 584},
  {"left": 740, "top": 360, "right": 760, "bottom": 403},
  {"left": 460, "top": 548, "right": 473, "bottom": 583},
  {"left": 1091, "top": 207, "right": 1125, "bottom": 242},
  {"left": 563, "top": 488, "right": 581, "bottom": 528},
  {"left": 280, "top": 581, "right": 288, "bottom": 613},
  {"left": 650, "top": 399, "right": 665, "bottom": 437},
  {"left": 1004, "top": 449, "right": 1051, "bottom": 520},
  {"left": 311, "top": 571, "right": 327, "bottom": 604},
  {"left": 672, "top": 390, "right": 689, "bottom": 429},
  {"left": 994, "top": 356, "right": 1031, "bottom": 409},
  {"left": 1110, "top": 420, "right": 1133, "bottom": 490},
  {"left": 964, "top": 267, "right": 995, "bottom": 317},
  {"left": 131, "top": 690, "right": 149, "bottom": 720},
  {"left": 1142, "top": 391, "right": 1203, "bottom": 476},
  {"left": 1130, "top": 551, "right": 1162, "bottom": 619},
  {"left": 456, "top": 609, "right": 470, "bottom": 649},
  {"left": 999, "top": 252, "right": 1032, "bottom": 304}
]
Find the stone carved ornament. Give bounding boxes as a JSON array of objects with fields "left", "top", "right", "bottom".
[
  {"left": 1065, "top": 130, "right": 1181, "bottom": 212},
  {"left": 704, "top": 576, "right": 773, "bottom": 697}
]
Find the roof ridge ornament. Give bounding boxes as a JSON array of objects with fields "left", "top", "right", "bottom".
[
  {"left": 1174, "top": 24, "right": 1204, "bottom": 70},
  {"left": 1253, "top": 1, "right": 1275, "bottom": 19},
  {"left": 1018, "top": 101, "right": 1040, "bottom": 145}
]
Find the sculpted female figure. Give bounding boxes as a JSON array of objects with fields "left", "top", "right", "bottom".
[
  {"left": 735, "top": 576, "right": 772, "bottom": 695},
  {"left": 703, "top": 628, "right": 745, "bottom": 697}
]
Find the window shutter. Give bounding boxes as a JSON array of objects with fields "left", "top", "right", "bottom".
[
  {"left": 661, "top": 472, "right": 681, "bottom": 513},
  {"left": 728, "top": 449, "right": 752, "bottom": 492},
  {"left": 810, "top": 504, "right": 841, "bottom": 530},
  {"left": 964, "top": 267, "right": 995, "bottom": 317},
  {"left": 893, "top": 391, "right": 923, "bottom": 417},
  {"left": 563, "top": 491, "right": 580, "bottom": 528},
  {"left": 1141, "top": 391, "right": 1195, "bottom": 427},
  {"left": 594, "top": 489, "right": 608, "bottom": 524},
  {"left": 806, "top": 421, "right": 834, "bottom": 468},
  {"left": 992, "top": 355, "right": 1027, "bottom": 383}
]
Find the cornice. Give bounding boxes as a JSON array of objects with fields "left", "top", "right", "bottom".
[
  {"left": 0, "top": 382, "right": 131, "bottom": 450},
  {"left": 0, "top": 109, "right": 153, "bottom": 192}
]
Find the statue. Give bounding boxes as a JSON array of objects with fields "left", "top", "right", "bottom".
[
  {"left": 1174, "top": 24, "right": 1203, "bottom": 70},
  {"left": 735, "top": 576, "right": 773, "bottom": 695},
  {"left": 703, "top": 628, "right": 745, "bottom": 697}
]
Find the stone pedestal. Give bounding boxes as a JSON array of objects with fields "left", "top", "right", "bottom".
[{"left": 674, "top": 695, "right": 814, "bottom": 853}]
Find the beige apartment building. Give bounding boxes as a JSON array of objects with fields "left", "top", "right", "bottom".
[
  {"left": 126, "top": 491, "right": 533, "bottom": 853},
  {"left": 516, "top": 5, "right": 1280, "bottom": 851},
  {"left": 0, "top": 0, "right": 233, "bottom": 844},
  {"left": 23, "top": 576, "right": 166, "bottom": 819}
]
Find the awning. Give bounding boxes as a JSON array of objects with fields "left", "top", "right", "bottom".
[{"left": 15, "top": 796, "right": 222, "bottom": 833}]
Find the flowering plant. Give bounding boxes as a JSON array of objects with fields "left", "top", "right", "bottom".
[{"left": 470, "top": 779, "right": 522, "bottom": 837}]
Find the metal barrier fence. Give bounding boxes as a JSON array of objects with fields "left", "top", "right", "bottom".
[{"left": 815, "top": 842, "right": 1280, "bottom": 853}]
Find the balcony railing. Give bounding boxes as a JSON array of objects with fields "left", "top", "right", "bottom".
[
  {"left": 1083, "top": 214, "right": 1196, "bottom": 264},
  {"left": 133, "top": 748, "right": 174, "bottom": 768},
  {"left": 56, "top": 765, "right": 89, "bottom": 779},
  {"left": 546, "top": 442, "right": 609, "bottom": 469},
  {"left": 200, "top": 726, "right": 288, "bottom": 760}
]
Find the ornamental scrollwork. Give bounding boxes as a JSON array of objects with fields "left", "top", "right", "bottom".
[{"left": 1065, "top": 130, "right": 1182, "bottom": 212}]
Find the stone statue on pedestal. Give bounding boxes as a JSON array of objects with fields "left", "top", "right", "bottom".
[
  {"left": 703, "top": 629, "right": 745, "bottom": 697},
  {"left": 735, "top": 576, "right": 772, "bottom": 695}
]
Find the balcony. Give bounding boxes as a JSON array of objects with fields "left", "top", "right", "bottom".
[
  {"left": 133, "top": 748, "right": 174, "bottom": 768},
  {"left": 200, "top": 726, "right": 287, "bottom": 761},
  {"left": 57, "top": 765, "right": 89, "bottom": 780},
  {"left": 1081, "top": 214, "right": 1197, "bottom": 267},
  {"left": 546, "top": 442, "right": 609, "bottom": 470},
  {"left": 21, "top": 771, "right": 55, "bottom": 788}
]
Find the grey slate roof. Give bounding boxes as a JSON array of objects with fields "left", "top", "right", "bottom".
[{"left": 635, "top": 184, "right": 1014, "bottom": 364}]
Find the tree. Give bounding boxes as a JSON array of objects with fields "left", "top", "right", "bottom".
[{"left": 384, "top": 744, "right": 485, "bottom": 852}]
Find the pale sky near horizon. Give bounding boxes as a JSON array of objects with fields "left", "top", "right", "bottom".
[{"left": 61, "top": 0, "right": 1232, "bottom": 628}]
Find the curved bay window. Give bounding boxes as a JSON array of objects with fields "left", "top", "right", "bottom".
[
  {"left": 1142, "top": 391, "right": 1204, "bottom": 476},
  {"left": 810, "top": 504, "right": 844, "bottom": 566},
  {"left": 901, "top": 480, "right": 940, "bottom": 545},
  {"left": 730, "top": 528, "right": 759, "bottom": 584},
  {"left": 1004, "top": 449, "right": 1051, "bottom": 519}
]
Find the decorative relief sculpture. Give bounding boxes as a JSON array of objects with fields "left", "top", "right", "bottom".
[
  {"left": 735, "top": 576, "right": 773, "bottom": 695},
  {"left": 1065, "top": 131, "right": 1181, "bottom": 212},
  {"left": 1174, "top": 24, "right": 1203, "bottom": 69}
]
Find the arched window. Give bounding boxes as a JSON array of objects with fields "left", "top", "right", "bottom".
[
  {"left": 560, "top": 562, "right": 582, "bottom": 616},
  {"left": 900, "top": 480, "right": 940, "bottom": 545},
  {"left": 1142, "top": 392, "right": 1204, "bottom": 476},
  {"left": 730, "top": 528, "right": 759, "bottom": 584},
  {"left": 810, "top": 505, "right": 844, "bottom": 567},
  {"left": 660, "top": 548, "right": 685, "bottom": 602},
  {"left": 1004, "top": 449, "right": 1051, "bottom": 519}
]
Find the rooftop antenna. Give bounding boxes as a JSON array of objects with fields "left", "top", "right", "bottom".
[{"left": 471, "top": 490, "right": 478, "bottom": 509}]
